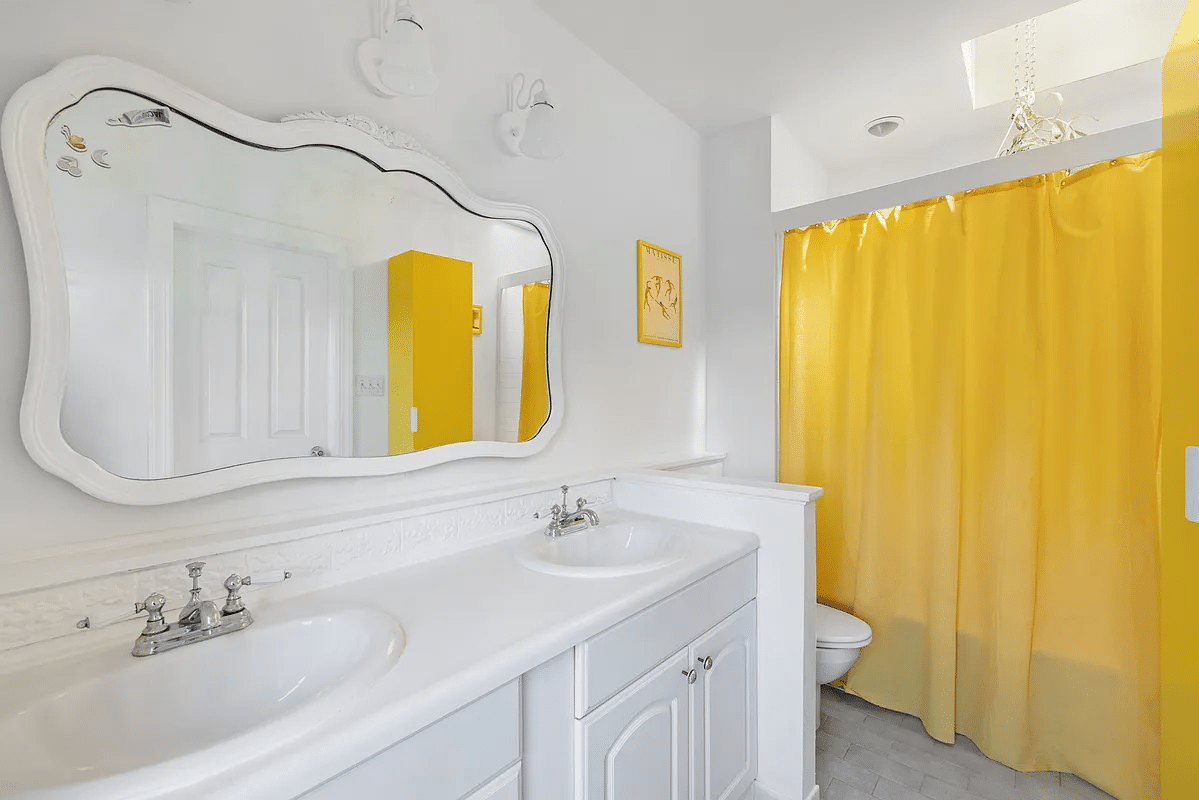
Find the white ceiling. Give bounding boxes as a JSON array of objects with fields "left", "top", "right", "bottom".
[{"left": 535, "top": 0, "right": 1177, "bottom": 201}]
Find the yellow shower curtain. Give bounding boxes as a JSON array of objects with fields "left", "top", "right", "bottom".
[
  {"left": 780, "top": 155, "right": 1162, "bottom": 800},
  {"left": 518, "top": 281, "right": 550, "bottom": 442},
  {"left": 1161, "top": 2, "right": 1199, "bottom": 795}
]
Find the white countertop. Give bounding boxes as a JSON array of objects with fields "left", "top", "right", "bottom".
[{"left": 2, "top": 513, "right": 758, "bottom": 800}]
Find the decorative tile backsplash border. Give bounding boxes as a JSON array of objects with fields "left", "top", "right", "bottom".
[{"left": 0, "top": 479, "right": 614, "bottom": 656}]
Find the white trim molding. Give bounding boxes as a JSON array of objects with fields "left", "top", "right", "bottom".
[
  {"left": 1, "top": 57, "right": 565, "bottom": 505},
  {"left": 749, "top": 781, "right": 819, "bottom": 800}
]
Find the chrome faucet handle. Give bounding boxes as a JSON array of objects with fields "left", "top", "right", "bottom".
[
  {"left": 222, "top": 574, "right": 247, "bottom": 615},
  {"left": 535, "top": 504, "right": 564, "bottom": 520},
  {"left": 76, "top": 592, "right": 168, "bottom": 631},
  {"left": 576, "top": 496, "right": 588, "bottom": 510},
  {"left": 223, "top": 570, "right": 292, "bottom": 615},
  {"left": 245, "top": 570, "right": 291, "bottom": 585},
  {"left": 139, "top": 593, "right": 169, "bottom": 635}
]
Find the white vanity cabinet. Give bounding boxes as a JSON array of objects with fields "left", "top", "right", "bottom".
[
  {"left": 570, "top": 555, "right": 758, "bottom": 800},
  {"left": 299, "top": 553, "right": 758, "bottom": 800},
  {"left": 299, "top": 682, "right": 521, "bottom": 800},
  {"left": 574, "top": 602, "right": 757, "bottom": 800}
]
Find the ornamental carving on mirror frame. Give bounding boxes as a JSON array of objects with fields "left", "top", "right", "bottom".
[{"left": 279, "top": 111, "right": 444, "bottom": 166}]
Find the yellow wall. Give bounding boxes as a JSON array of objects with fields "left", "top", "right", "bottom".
[
  {"left": 387, "top": 251, "right": 474, "bottom": 454},
  {"left": 1161, "top": 4, "right": 1199, "bottom": 796}
]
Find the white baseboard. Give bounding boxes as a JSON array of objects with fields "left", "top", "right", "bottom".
[{"left": 751, "top": 781, "right": 818, "bottom": 800}]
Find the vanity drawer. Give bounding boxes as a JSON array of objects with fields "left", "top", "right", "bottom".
[
  {"left": 574, "top": 552, "right": 756, "bottom": 717},
  {"left": 463, "top": 763, "right": 521, "bottom": 800},
  {"left": 300, "top": 681, "right": 520, "bottom": 800}
]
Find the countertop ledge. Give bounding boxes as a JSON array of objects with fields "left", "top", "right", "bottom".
[{"left": 5, "top": 513, "right": 758, "bottom": 800}]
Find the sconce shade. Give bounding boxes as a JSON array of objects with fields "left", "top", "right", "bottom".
[
  {"left": 379, "top": 18, "right": 437, "bottom": 96},
  {"left": 519, "top": 89, "right": 563, "bottom": 160}
]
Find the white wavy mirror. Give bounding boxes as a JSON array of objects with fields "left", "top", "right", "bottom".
[{"left": 2, "top": 58, "right": 564, "bottom": 504}]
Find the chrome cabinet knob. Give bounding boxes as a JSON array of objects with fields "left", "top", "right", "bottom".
[
  {"left": 698, "top": 656, "right": 713, "bottom": 670},
  {"left": 311, "top": 445, "right": 326, "bottom": 457},
  {"left": 682, "top": 668, "right": 698, "bottom": 685}
]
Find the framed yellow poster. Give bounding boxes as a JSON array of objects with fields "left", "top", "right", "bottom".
[{"left": 637, "top": 240, "right": 682, "bottom": 347}]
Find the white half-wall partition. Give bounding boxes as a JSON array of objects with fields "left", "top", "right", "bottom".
[{"left": 613, "top": 470, "right": 823, "bottom": 800}]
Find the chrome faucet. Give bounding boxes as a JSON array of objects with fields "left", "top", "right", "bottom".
[
  {"left": 177, "top": 561, "right": 222, "bottom": 632},
  {"left": 535, "top": 485, "right": 601, "bottom": 538},
  {"left": 76, "top": 561, "right": 290, "bottom": 657}
]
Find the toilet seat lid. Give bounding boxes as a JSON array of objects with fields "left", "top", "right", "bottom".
[{"left": 816, "top": 604, "right": 872, "bottom": 646}]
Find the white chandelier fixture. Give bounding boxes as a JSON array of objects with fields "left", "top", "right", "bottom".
[{"left": 995, "top": 19, "right": 1090, "bottom": 158}]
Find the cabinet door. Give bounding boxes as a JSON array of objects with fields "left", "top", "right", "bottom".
[
  {"left": 690, "top": 601, "right": 757, "bottom": 800},
  {"left": 576, "top": 648, "right": 691, "bottom": 800}
]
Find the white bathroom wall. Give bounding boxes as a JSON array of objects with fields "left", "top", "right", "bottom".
[
  {"left": 353, "top": 263, "right": 391, "bottom": 457},
  {"left": 703, "top": 119, "right": 779, "bottom": 482},
  {"left": 0, "top": 0, "right": 705, "bottom": 561},
  {"left": 770, "top": 118, "right": 829, "bottom": 213},
  {"left": 496, "top": 285, "right": 525, "bottom": 443}
]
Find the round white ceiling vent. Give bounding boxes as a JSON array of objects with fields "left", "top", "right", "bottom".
[{"left": 866, "top": 116, "right": 903, "bottom": 137}]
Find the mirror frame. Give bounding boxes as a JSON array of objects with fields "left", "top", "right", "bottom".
[{"left": 2, "top": 57, "right": 565, "bottom": 505}]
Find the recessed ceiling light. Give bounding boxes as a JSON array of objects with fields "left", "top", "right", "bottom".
[{"left": 866, "top": 116, "right": 903, "bottom": 137}]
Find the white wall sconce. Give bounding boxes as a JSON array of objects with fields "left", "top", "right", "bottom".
[
  {"left": 498, "top": 74, "right": 564, "bottom": 159},
  {"left": 358, "top": 0, "right": 438, "bottom": 97}
]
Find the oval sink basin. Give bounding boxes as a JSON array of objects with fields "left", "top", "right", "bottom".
[
  {"left": 0, "top": 607, "right": 404, "bottom": 798},
  {"left": 516, "top": 519, "right": 689, "bottom": 578}
]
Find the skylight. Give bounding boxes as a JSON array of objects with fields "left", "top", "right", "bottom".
[{"left": 961, "top": 0, "right": 1188, "bottom": 110}]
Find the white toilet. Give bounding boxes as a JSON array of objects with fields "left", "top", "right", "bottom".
[{"left": 815, "top": 603, "right": 873, "bottom": 721}]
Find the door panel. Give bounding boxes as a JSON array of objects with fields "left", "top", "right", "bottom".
[
  {"left": 691, "top": 601, "right": 757, "bottom": 800},
  {"left": 270, "top": 271, "right": 308, "bottom": 435},
  {"left": 174, "top": 228, "right": 333, "bottom": 474},
  {"left": 577, "top": 649, "right": 691, "bottom": 800},
  {"left": 199, "top": 261, "right": 245, "bottom": 438}
]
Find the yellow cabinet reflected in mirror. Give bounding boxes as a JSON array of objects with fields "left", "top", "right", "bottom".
[{"left": 387, "top": 251, "right": 474, "bottom": 455}]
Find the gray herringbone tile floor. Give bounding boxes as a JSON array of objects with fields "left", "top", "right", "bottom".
[{"left": 817, "top": 686, "right": 1119, "bottom": 800}]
